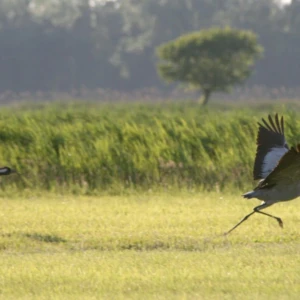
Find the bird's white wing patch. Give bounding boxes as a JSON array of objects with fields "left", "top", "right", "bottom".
[
  {"left": 0, "top": 168, "right": 8, "bottom": 174},
  {"left": 261, "top": 147, "right": 288, "bottom": 178}
]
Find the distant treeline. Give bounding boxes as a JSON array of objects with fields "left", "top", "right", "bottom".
[{"left": 0, "top": 0, "right": 299, "bottom": 94}]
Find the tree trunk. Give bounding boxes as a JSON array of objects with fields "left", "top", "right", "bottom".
[{"left": 201, "top": 90, "right": 211, "bottom": 106}]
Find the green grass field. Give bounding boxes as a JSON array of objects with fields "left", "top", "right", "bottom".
[
  {"left": 1, "top": 192, "right": 300, "bottom": 299},
  {"left": 0, "top": 100, "right": 300, "bottom": 298}
]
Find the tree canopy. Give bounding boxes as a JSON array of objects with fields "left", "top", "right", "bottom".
[{"left": 157, "top": 28, "right": 263, "bottom": 105}]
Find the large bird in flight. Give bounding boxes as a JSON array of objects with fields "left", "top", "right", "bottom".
[{"left": 225, "top": 114, "right": 300, "bottom": 235}]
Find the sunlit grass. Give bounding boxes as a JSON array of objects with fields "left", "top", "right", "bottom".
[
  {"left": 0, "top": 100, "right": 300, "bottom": 298},
  {"left": 0, "top": 192, "right": 300, "bottom": 298}
]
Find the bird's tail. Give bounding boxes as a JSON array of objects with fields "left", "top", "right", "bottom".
[{"left": 242, "top": 191, "right": 255, "bottom": 199}]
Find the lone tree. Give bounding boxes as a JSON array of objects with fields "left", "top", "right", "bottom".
[{"left": 156, "top": 27, "right": 263, "bottom": 105}]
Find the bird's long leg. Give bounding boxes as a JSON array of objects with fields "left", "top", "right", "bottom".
[
  {"left": 254, "top": 204, "right": 283, "bottom": 228},
  {"left": 224, "top": 211, "right": 256, "bottom": 235},
  {"left": 224, "top": 202, "right": 282, "bottom": 235}
]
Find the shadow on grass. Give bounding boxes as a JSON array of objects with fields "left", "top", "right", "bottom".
[{"left": 23, "top": 233, "right": 67, "bottom": 243}]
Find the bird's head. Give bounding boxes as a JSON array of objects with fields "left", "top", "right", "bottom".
[{"left": 0, "top": 167, "right": 16, "bottom": 175}]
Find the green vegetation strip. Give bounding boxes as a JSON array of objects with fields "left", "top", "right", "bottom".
[{"left": 0, "top": 100, "right": 300, "bottom": 194}]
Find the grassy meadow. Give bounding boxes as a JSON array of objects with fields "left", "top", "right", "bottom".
[
  {"left": 1, "top": 192, "right": 300, "bottom": 299},
  {"left": 0, "top": 100, "right": 300, "bottom": 298}
]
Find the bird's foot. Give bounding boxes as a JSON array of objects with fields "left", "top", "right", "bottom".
[{"left": 277, "top": 218, "right": 283, "bottom": 228}]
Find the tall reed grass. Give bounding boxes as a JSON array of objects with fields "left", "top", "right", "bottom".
[{"left": 0, "top": 100, "right": 299, "bottom": 194}]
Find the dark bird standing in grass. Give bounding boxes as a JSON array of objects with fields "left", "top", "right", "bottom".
[{"left": 225, "top": 114, "right": 300, "bottom": 235}]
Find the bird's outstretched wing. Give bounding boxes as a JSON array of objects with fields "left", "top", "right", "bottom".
[
  {"left": 253, "top": 114, "right": 289, "bottom": 180},
  {"left": 255, "top": 144, "right": 300, "bottom": 190}
]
